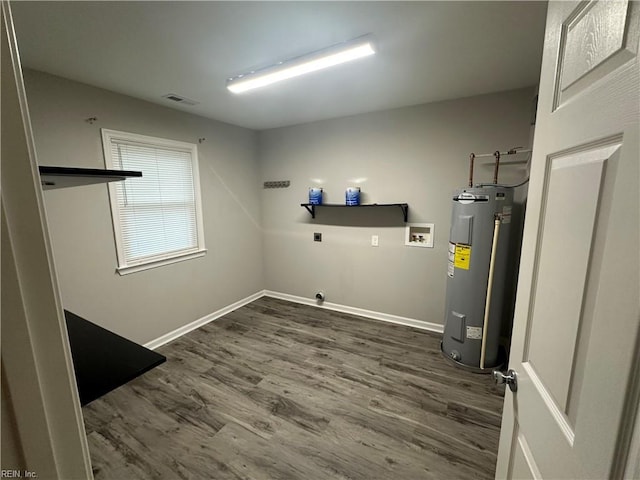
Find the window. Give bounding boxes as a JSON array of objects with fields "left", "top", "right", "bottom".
[{"left": 102, "top": 129, "right": 206, "bottom": 274}]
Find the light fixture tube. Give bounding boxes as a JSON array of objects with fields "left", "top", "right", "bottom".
[{"left": 227, "top": 36, "right": 376, "bottom": 94}]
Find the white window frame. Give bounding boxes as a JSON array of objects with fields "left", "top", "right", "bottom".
[{"left": 101, "top": 129, "right": 206, "bottom": 275}]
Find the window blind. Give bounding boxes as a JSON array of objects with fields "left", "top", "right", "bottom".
[{"left": 103, "top": 130, "right": 205, "bottom": 272}]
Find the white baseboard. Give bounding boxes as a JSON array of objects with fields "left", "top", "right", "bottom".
[
  {"left": 144, "top": 290, "right": 266, "bottom": 350},
  {"left": 264, "top": 290, "right": 444, "bottom": 334},
  {"left": 145, "top": 289, "right": 443, "bottom": 350}
]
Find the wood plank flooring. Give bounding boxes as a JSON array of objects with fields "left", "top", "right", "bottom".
[{"left": 83, "top": 297, "right": 505, "bottom": 480}]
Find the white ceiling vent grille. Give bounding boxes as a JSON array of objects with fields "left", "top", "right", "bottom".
[{"left": 162, "top": 93, "right": 199, "bottom": 106}]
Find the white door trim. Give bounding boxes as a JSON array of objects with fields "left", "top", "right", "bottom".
[{"left": 1, "top": 1, "right": 93, "bottom": 477}]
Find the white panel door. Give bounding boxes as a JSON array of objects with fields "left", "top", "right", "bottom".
[{"left": 495, "top": 1, "right": 639, "bottom": 479}]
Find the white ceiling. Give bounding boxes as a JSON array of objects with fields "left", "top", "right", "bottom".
[{"left": 11, "top": 1, "right": 547, "bottom": 131}]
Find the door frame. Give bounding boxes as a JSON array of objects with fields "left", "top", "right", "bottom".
[
  {"left": 1, "top": 1, "right": 93, "bottom": 477},
  {"left": 622, "top": 344, "right": 640, "bottom": 478}
]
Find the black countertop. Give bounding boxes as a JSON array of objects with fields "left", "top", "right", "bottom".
[{"left": 64, "top": 310, "right": 166, "bottom": 406}]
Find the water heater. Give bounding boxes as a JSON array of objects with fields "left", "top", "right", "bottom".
[{"left": 442, "top": 186, "right": 513, "bottom": 371}]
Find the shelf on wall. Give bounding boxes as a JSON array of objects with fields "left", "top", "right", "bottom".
[
  {"left": 39, "top": 166, "right": 142, "bottom": 190},
  {"left": 301, "top": 203, "right": 409, "bottom": 222}
]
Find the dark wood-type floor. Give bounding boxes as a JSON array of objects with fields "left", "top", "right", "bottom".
[{"left": 83, "top": 297, "right": 505, "bottom": 480}]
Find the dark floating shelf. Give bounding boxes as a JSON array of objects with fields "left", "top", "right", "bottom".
[
  {"left": 301, "top": 203, "right": 409, "bottom": 222},
  {"left": 39, "top": 166, "right": 142, "bottom": 190},
  {"left": 64, "top": 310, "right": 166, "bottom": 406}
]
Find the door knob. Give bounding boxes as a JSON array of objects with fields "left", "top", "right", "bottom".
[{"left": 493, "top": 369, "right": 518, "bottom": 392}]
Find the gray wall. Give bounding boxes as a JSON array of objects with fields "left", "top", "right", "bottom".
[
  {"left": 258, "top": 87, "right": 534, "bottom": 326},
  {"left": 25, "top": 69, "right": 533, "bottom": 342},
  {"left": 24, "top": 70, "right": 263, "bottom": 344}
]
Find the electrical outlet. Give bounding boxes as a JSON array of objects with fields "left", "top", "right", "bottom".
[
  {"left": 371, "top": 235, "right": 379, "bottom": 247},
  {"left": 314, "top": 232, "right": 322, "bottom": 242}
]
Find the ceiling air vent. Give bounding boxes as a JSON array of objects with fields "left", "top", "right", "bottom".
[{"left": 162, "top": 93, "right": 199, "bottom": 106}]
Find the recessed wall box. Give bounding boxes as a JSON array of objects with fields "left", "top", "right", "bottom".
[{"left": 405, "top": 223, "right": 434, "bottom": 248}]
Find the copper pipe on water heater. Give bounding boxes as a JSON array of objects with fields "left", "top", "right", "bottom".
[
  {"left": 493, "top": 150, "right": 501, "bottom": 184},
  {"left": 468, "top": 153, "right": 475, "bottom": 187}
]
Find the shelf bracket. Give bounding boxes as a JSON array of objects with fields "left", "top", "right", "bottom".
[
  {"left": 302, "top": 204, "right": 316, "bottom": 218},
  {"left": 399, "top": 204, "right": 408, "bottom": 222}
]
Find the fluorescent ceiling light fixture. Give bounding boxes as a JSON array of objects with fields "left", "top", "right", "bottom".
[{"left": 227, "top": 35, "right": 376, "bottom": 94}]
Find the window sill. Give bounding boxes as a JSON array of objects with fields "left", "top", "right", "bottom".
[{"left": 116, "top": 249, "right": 207, "bottom": 275}]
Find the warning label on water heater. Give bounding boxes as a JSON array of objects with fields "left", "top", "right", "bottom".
[
  {"left": 502, "top": 205, "right": 512, "bottom": 224},
  {"left": 454, "top": 245, "right": 471, "bottom": 270},
  {"left": 466, "top": 326, "right": 482, "bottom": 340}
]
